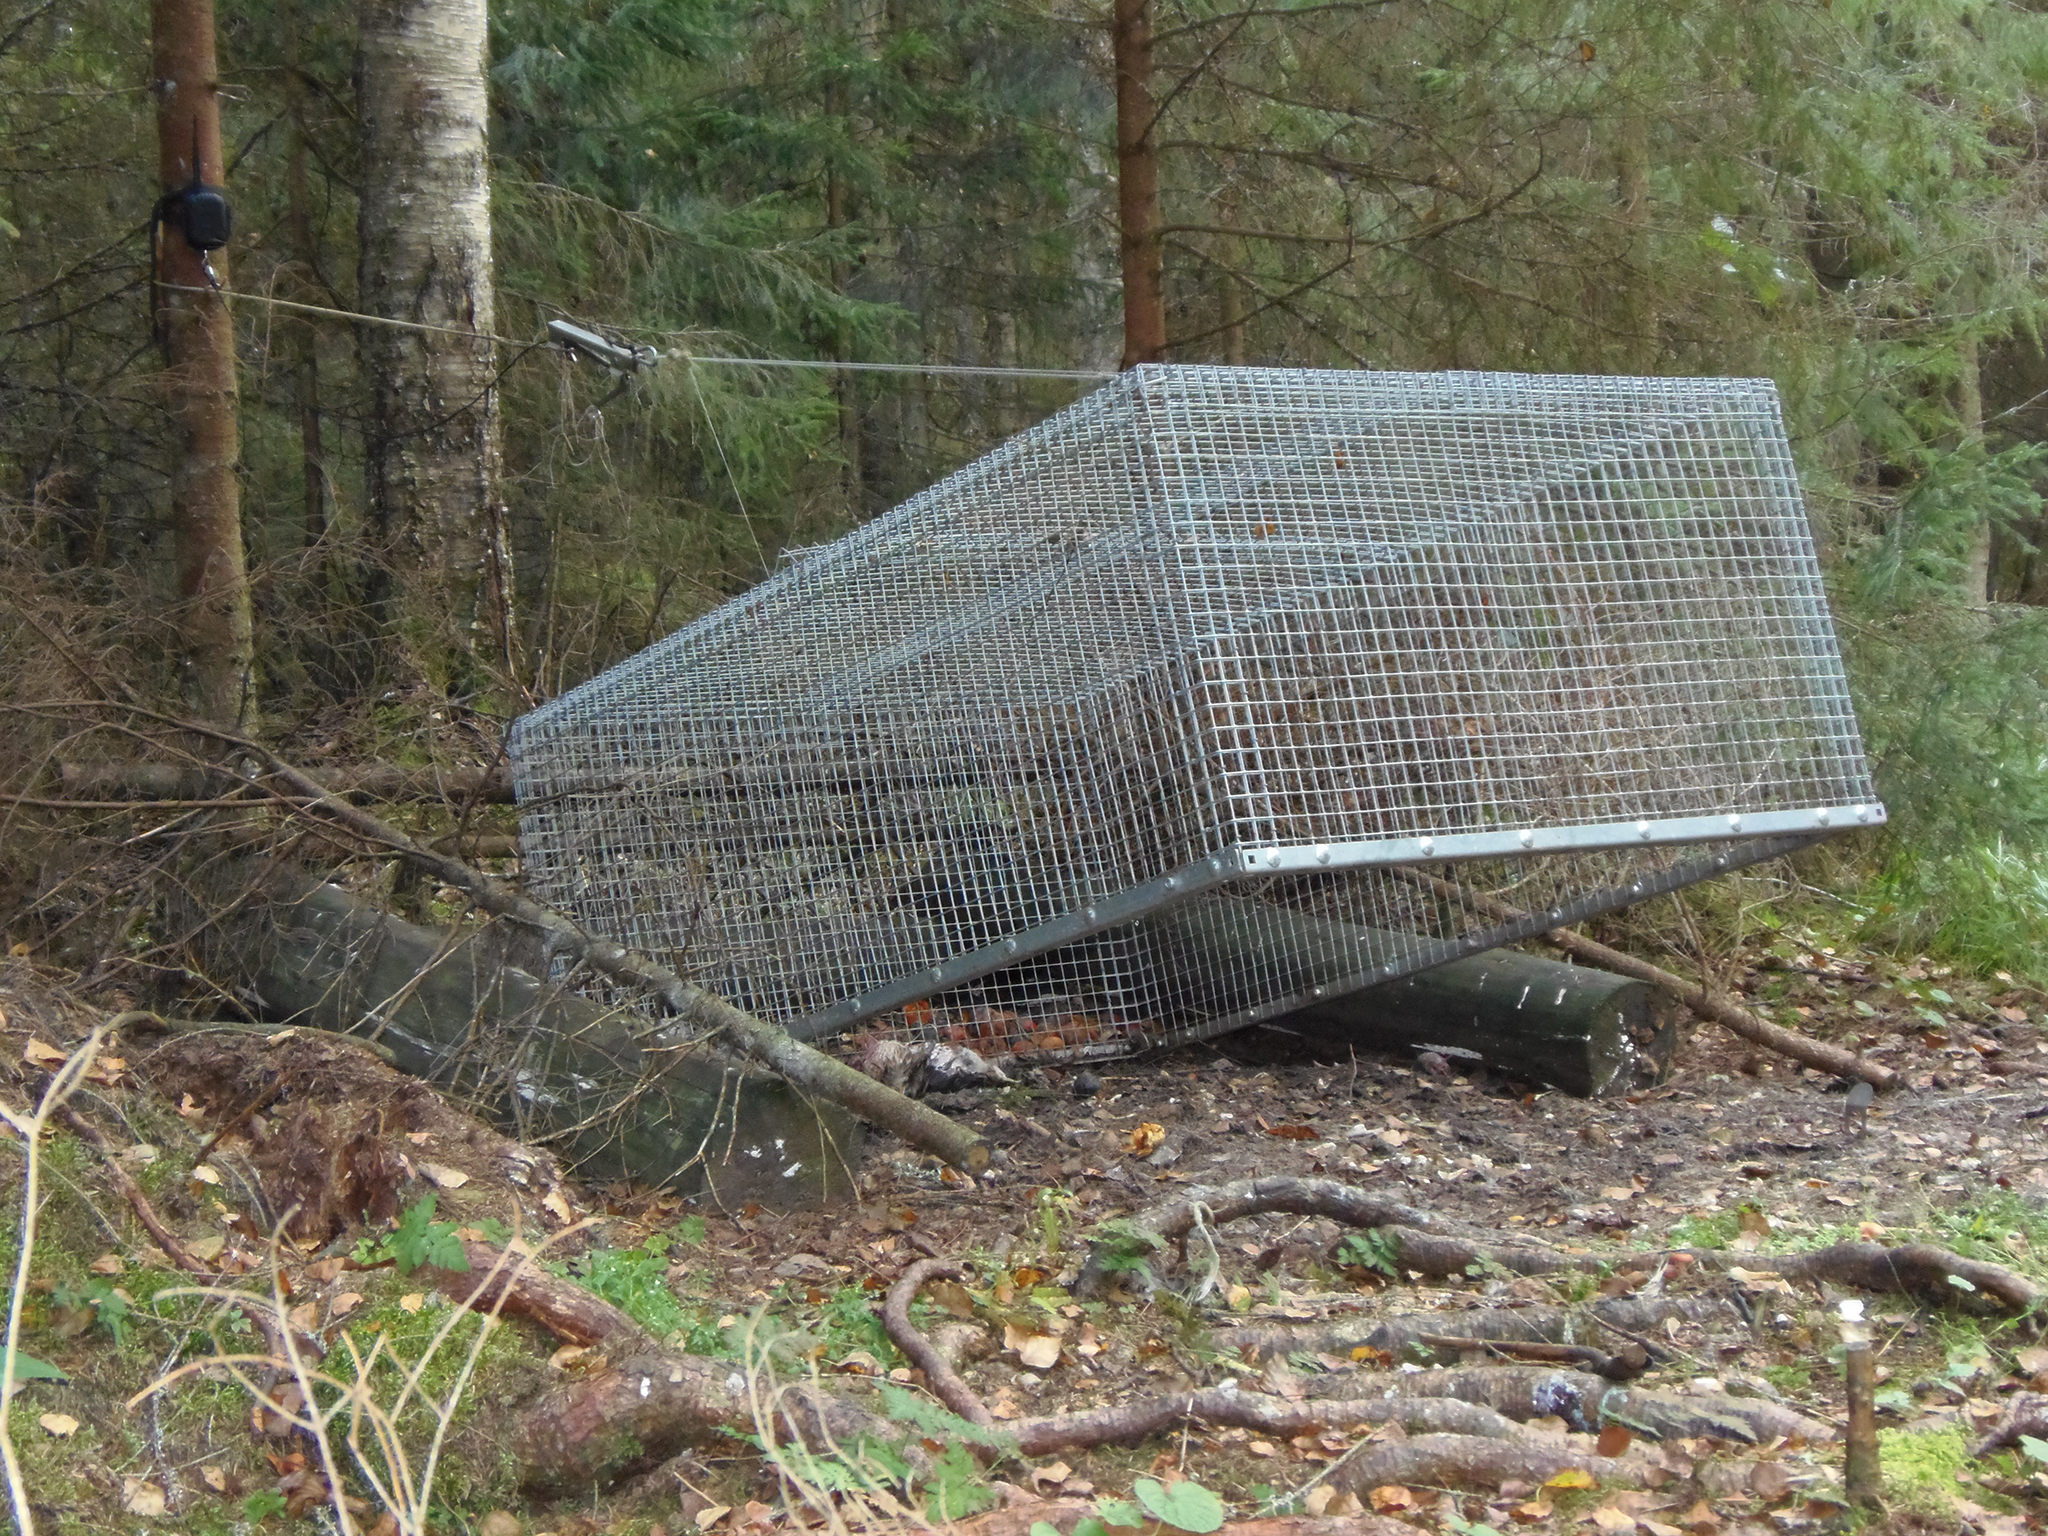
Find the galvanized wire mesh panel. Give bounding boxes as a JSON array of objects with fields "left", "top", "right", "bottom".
[{"left": 510, "top": 366, "right": 1882, "bottom": 1060}]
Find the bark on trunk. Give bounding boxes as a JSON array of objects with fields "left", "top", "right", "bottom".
[
  {"left": 1960, "top": 331, "right": 1992, "bottom": 604},
  {"left": 356, "top": 0, "right": 512, "bottom": 678},
  {"left": 152, "top": 0, "right": 254, "bottom": 728},
  {"left": 1112, "top": 0, "right": 1165, "bottom": 368}
]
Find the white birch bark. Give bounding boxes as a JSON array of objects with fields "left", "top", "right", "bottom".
[{"left": 357, "top": 0, "right": 512, "bottom": 677}]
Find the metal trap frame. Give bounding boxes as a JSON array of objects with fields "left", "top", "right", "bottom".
[{"left": 509, "top": 365, "right": 1882, "bottom": 1061}]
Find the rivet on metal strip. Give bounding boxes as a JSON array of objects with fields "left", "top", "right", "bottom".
[
  {"left": 1854, "top": 805, "right": 1868, "bottom": 823},
  {"left": 1265, "top": 849, "right": 1281, "bottom": 868},
  {"left": 1637, "top": 820, "right": 1652, "bottom": 839},
  {"left": 1418, "top": 836, "right": 1435, "bottom": 855},
  {"left": 1314, "top": 844, "right": 1331, "bottom": 865},
  {"left": 1815, "top": 808, "right": 1830, "bottom": 826},
  {"left": 1519, "top": 829, "right": 1534, "bottom": 848},
  {"left": 1728, "top": 814, "right": 1742, "bottom": 832}
]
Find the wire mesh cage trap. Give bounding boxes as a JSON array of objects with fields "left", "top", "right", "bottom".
[{"left": 509, "top": 365, "right": 1883, "bottom": 1063}]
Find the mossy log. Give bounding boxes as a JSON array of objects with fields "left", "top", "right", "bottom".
[
  {"left": 200, "top": 863, "right": 861, "bottom": 1206},
  {"left": 1158, "top": 901, "right": 1677, "bottom": 1097}
]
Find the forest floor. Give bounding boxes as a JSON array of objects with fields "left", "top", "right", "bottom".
[{"left": 3, "top": 916, "right": 2047, "bottom": 1536}]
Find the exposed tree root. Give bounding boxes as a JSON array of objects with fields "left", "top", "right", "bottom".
[
  {"left": 935, "top": 1501, "right": 1422, "bottom": 1536},
  {"left": 428, "top": 1237, "right": 649, "bottom": 1350},
  {"left": 1077, "top": 1177, "right": 1430, "bottom": 1296},
  {"left": 1385, "top": 1229, "right": 2039, "bottom": 1313},
  {"left": 1411, "top": 1334, "right": 1649, "bottom": 1381},
  {"left": 1972, "top": 1391, "right": 2048, "bottom": 1458},
  {"left": 1220, "top": 1295, "right": 1737, "bottom": 1366},
  {"left": 885, "top": 1259, "right": 995, "bottom": 1428},
  {"left": 1382, "top": 1366, "right": 1833, "bottom": 1444},
  {"left": 1010, "top": 1390, "right": 1527, "bottom": 1458},
  {"left": 1328, "top": 1432, "right": 1634, "bottom": 1494}
]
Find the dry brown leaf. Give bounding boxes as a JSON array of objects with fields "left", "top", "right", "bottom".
[
  {"left": 1589, "top": 1505, "right": 1639, "bottom": 1533},
  {"left": 1263, "top": 1123, "right": 1319, "bottom": 1140},
  {"left": 189, "top": 1163, "right": 221, "bottom": 1187},
  {"left": 398, "top": 1293, "right": 425, "bottom": 1314},
  {"left": 287, "top": 1303, "right": 319, "bottom": 1331},
  {"left": 199, "top": 1465, "right": 230, "bottom": 1493},
  {"left": 36, "top": 1413, "right": 77, "bottom": 1438},
  {"left": 83, "top": 1056, "right": 125, "bottom": 1085},
  {"left": 1749, "top": 1461, "right": 1796, "bottom": 1501},
  {"left": 88, "top": 1253, "right": 124, "bottom": 1275},
  {"left": 21, "top": 1039, "right": 65, "bottom": 1068},
  {"left": 1512, "top": 1499, "right": 1554, "bottom": 1524},
  {"left": 418, "top": 1162, "right": 469, "bottom": 1190},
  {"left": 1545, "top": 1467, "right": 1597, "bottom": 1491},
  {"left": 406, "top": 1131, "right": 433, "bottom": 1145},
  {"left": 1247, "top": 1439, "right": 1277, "bottom": 1457},
  {"left": 1304, "top": 1487, "right": 1336, "bottom": 1517},
  {"left": 330, "top": 1292, "right": 363, "bottom": 1318},
  {"left": 117, "top": 1144, "right": 158, "bottom": 1166},
  {"left": 542, "top": 1186, "right": 574, "bottom": 1224},
  {"left": 696, "top": 1505, "right": 733, "bottom": 1529},
  {"left": 1368, "top": 1485, "right": 1414, "bottom": 1512},
  {"left": 1127, "top": 1123, "right": 1165, "bottom": 1156},
  {"left": 121, "top": 1478, "right": 167, "bottom": 1516},
  {"left": 1597, "top": 1423, "right": 1634, "bottom": 1458},
  {"left": 1030, "top": 1462, "right": 1072, "bottom": 1490},
  {"left": 928, "top": 1279, "right": 978, "bottom": 1318}
]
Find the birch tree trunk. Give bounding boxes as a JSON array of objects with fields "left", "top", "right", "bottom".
[
  {"left": 152, "top": 0, "right": 255, "bottom": 727},
  {"left": 356, "top": 0, "right": 513, "bottom": 683},
  {"left": 1112, "top": 0, "right": 1165, "bottom": 368}
]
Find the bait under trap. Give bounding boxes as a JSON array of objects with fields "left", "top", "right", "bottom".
[{"left": 509, "top": 365, "right": 1882, "bottom": 1067}]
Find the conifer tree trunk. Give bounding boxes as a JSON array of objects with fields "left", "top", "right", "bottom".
[
  {"left": 152, "top": 0, "right": 255, "bottom": 726},
  {"left": 283, "top": 0, "right": 328, "bottom": 555},
  {"left": 356, "top": 0, "right": 512, "bottom": 681},
  {"left": 1112, "top": 0, "right": 1165, "bottom": 368},
  {"left": 1959, "top": 332, "right": 1992, "bottom": 604}
]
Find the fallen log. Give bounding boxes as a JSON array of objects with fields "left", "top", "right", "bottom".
[
  {"left": 200, "top": 861, "right": 863, "bottom": 1206},
  {"left": 1156, "top": 902, "right": 1676, "bottom": 1097},
  {"left": 76, "top": 701, "right": 988, "bottom": 1173},
  {"left": 1391, "top": 867, "right": 1898, "bottom": 1090}
]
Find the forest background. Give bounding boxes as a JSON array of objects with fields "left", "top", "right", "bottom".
[{"left": 5, "top": 0, "right": 2048, "bottom": 982}]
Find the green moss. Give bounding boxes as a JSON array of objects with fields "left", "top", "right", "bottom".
[{"left": 1877, "top": 1424, "right": 1972, "bottom": 1513}]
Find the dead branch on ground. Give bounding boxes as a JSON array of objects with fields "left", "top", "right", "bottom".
[{"left": 28, "top": 701, "right": 986, "bottom": 1173}]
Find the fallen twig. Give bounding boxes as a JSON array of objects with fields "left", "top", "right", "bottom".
[
  {"left": 56, "top": 1106, "right": 217, "bottom": 1279},
  {"left": 1392, "top": 866, "right": 1898, "bottom": 1089}
]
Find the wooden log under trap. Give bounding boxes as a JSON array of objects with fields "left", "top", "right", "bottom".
[
  {"left": 1155, "top": 901, "right": 1677, "bottom": 1097},
  {"left": 197, "top": 863, "right": 860, "bottom": 1206}
]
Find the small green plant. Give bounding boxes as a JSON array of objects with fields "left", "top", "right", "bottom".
[
  {"left": 1333, "top": 1228, "right": 1401, "bottom": 1276},
  {"left": 49, "top": 1278, "right": 132, "bottom": 1347},
  {"left": 1089, "top": 1217, "right": 1164, "bottom": 1288},
  {"left": 1035, "top": 1477, "right": 1228, "bottom": 1536},
  {"left": 353, "top": 1195, "right": 469, "bottom": 1275},
  {"left": 676, "top": 1214, "right": 707, "bottom": 1246},
  {"left": 556, "top": 1234, "right": 684, "bottom": 1337},
  {"left": 1761, "top": 1362, "right": 1811, "bottom": 1394},
  {"left": 242, "top": 1488, "right": 289, "bottom": 1523}
]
